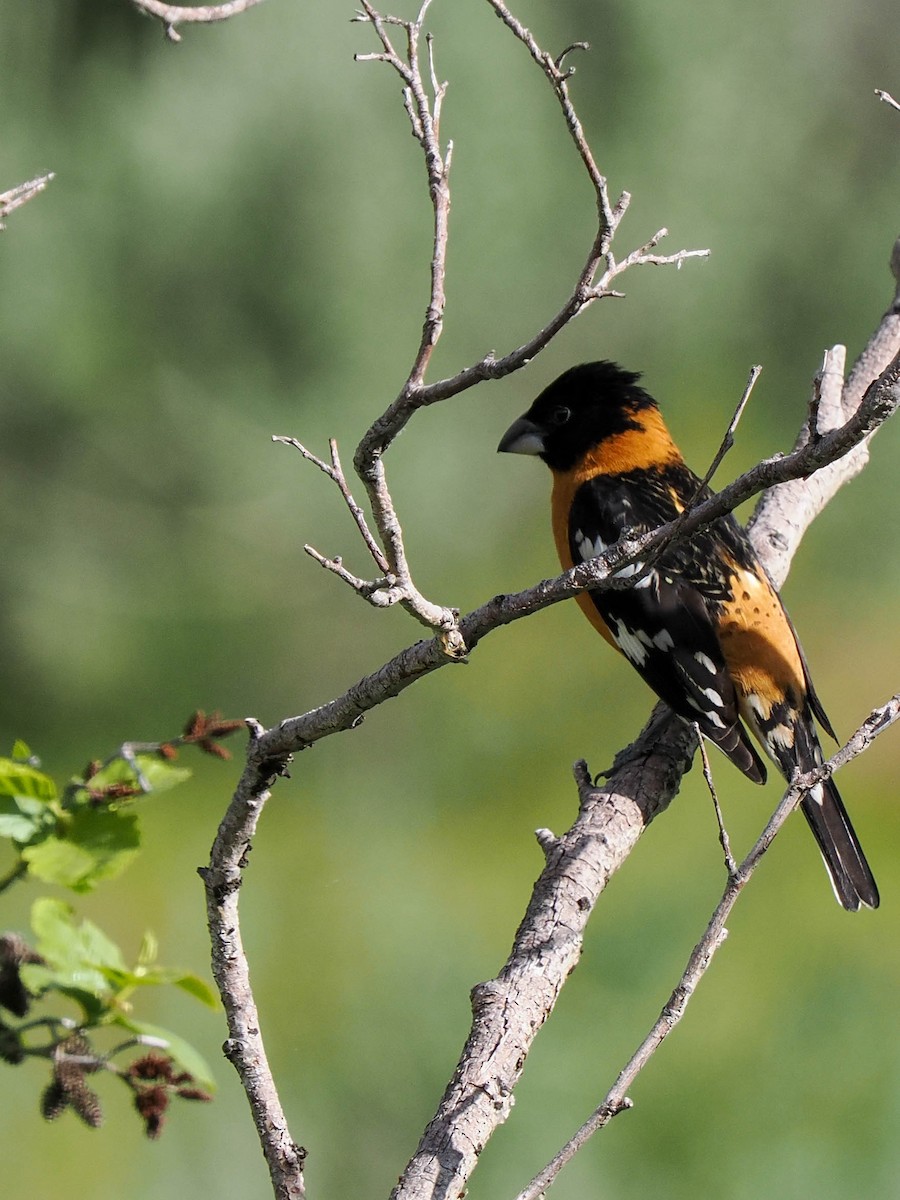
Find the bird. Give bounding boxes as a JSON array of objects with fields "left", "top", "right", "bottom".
[{"left": 497, "top": 360, "right": 878, "bottom": 911}]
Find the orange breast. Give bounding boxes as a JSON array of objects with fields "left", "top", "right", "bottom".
[{"left": 550, "top": 469, "right": 619, "bottom": 652}]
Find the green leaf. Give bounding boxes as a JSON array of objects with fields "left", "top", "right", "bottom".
[
  {"left": 11, "top": 740, "right": 32, "bottom": 759},
  {"left": 0, "top": 757, "right": 56, "bottom": 803},
  {"left": 29, "top": 897, "right": 127, "bottom": 994},
  {"left": 130, "top": 967, "right": 219, "bottom": 1009},
  {"left": 169, "top": 973, "right": 219, "bottom": 1009},
  {"left": 18, "top": 963, "right": 107, "bottom": 1022},
  {"left": 22, "top": 837, "right": 97, "bottom": 889},
  {"left": 118, "top": 1018, "right": 216, "bottom": 1089},
  {"left": 67, "top": 806, "right": 141, "bottom": 885},
  {"left": 0, "top": 796, "right": 47, "bottom": 841},
  {"left": 85, "top": 755, "right": 191, "bottom": 795},
  {"left": 22, "top": 807, "right": 141, "bottom": 891}
]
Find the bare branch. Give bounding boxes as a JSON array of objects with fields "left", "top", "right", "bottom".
[
  {"left": 322, "top": 3, "right": 710, "bottom": 656},
  {"left": 200, "top": 721, "right": 306, "bottom": 1200},
  {"left": 129, "top": 0, "right": 267, "bottom": 42},
  {"left": 484, "top": 0, "right": 614, "bottom": 225},
  {"left": 275, "top": 436, "right": 391, "bottom": 574},
  {"left": 355, "top": 1, "right": 449, "bottom": 389},
  {"left": 875, "top": 87, "right": 900, "bottom": 112},
  {"left": 0, "top": 173, "right": 54, "bottom": 228},
  {"left": 516, "top": 694, "right": 900, "bottom": 1200},
  {"left": 696, "top": 729, "right": 736, "bottom": 876}
]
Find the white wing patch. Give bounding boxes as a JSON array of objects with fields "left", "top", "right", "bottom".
[
  {"left": 573, "top": 527, "right": 655, "bottom": 588},
  {"left": 684, "top": 695, "right": 726, "bottom": 728},
  {"left": 612, "top": 559, "right": 655, "bottom": 589},
  {"left": 769, "top": 724, "right": 795, "bottom": 750},
  {"left": 611, "top": 619, "right": 652, "bottom": 666},
  {"left": 611, "top": 620, "right": 676, "bottom": 667},
  {"left": 574, "top": 529, "right": 607, "bottom": 562},
  {"left": 694, "top": 651, "right": 717, "bottom": 675}
]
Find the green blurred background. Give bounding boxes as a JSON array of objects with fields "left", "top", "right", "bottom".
[{"left": 2, "top": 1, "right": 899, "bottom": 1196}]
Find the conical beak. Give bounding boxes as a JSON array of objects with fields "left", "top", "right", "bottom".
[{"left": 497, "top": 416, "right": 545, "bottom": 456}]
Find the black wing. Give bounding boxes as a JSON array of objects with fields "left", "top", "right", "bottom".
[{"left": 570, "top": 466, "right": 767, "bottom": 784}]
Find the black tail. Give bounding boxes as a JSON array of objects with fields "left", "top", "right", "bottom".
[
  {"left": 764, "top": 713, "right": 879, "bottom": 912},
  {"left": 800, "top": 775, "right": 879, "bottom": 911}
]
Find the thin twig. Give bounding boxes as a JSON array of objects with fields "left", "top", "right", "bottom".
[
  {"left": 875, "top": 88, "right": 900, "bottom": 112},
  {"left": 700, "top": 365, "right": 762, "bottom": 489},
  {"left": 355, "top": 1, "right": 449, "bottom": 391},
  {"left": 0, "top": 173, "right": 54, "bottom": 228},
  {"left": 484, "top": 0, "right": 613, "bottom": 225},
  {"left": 129, "top": 0, "right": 267, "bottom": 42},
  {"left": 275, "top": 436, "right": 390, "bottom": 574},
  {"left": 695, "top": 728, "right": 736, "bottom": 876}
]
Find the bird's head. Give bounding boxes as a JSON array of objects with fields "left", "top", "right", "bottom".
[{"left": 497, "top": 360, "right": 658, "bottom": 473}]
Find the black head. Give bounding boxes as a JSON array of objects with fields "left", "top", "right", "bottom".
[{"left": 497, "top": 361, "right": 657, "bottom": 472}]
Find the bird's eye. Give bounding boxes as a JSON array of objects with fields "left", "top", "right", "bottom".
[{"left": 550, "top": 406, "right": 571, "bottom": 426}]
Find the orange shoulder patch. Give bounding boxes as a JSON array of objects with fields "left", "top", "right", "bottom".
[{"left": 569, "top": 407, "right": 681, "bottom": 479}]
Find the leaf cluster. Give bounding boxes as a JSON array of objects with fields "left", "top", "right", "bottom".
[{"left": 0, "top": 717, "right": 241, "bottom": 1137}]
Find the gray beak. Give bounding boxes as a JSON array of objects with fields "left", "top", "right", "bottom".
[{"left": 497, "top": 416, "right": 545, "bottom": 456}]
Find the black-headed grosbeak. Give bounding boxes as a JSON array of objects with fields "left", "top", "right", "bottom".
[{"left": 498, "top": 360, "right": 878, "bottom": 911}]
